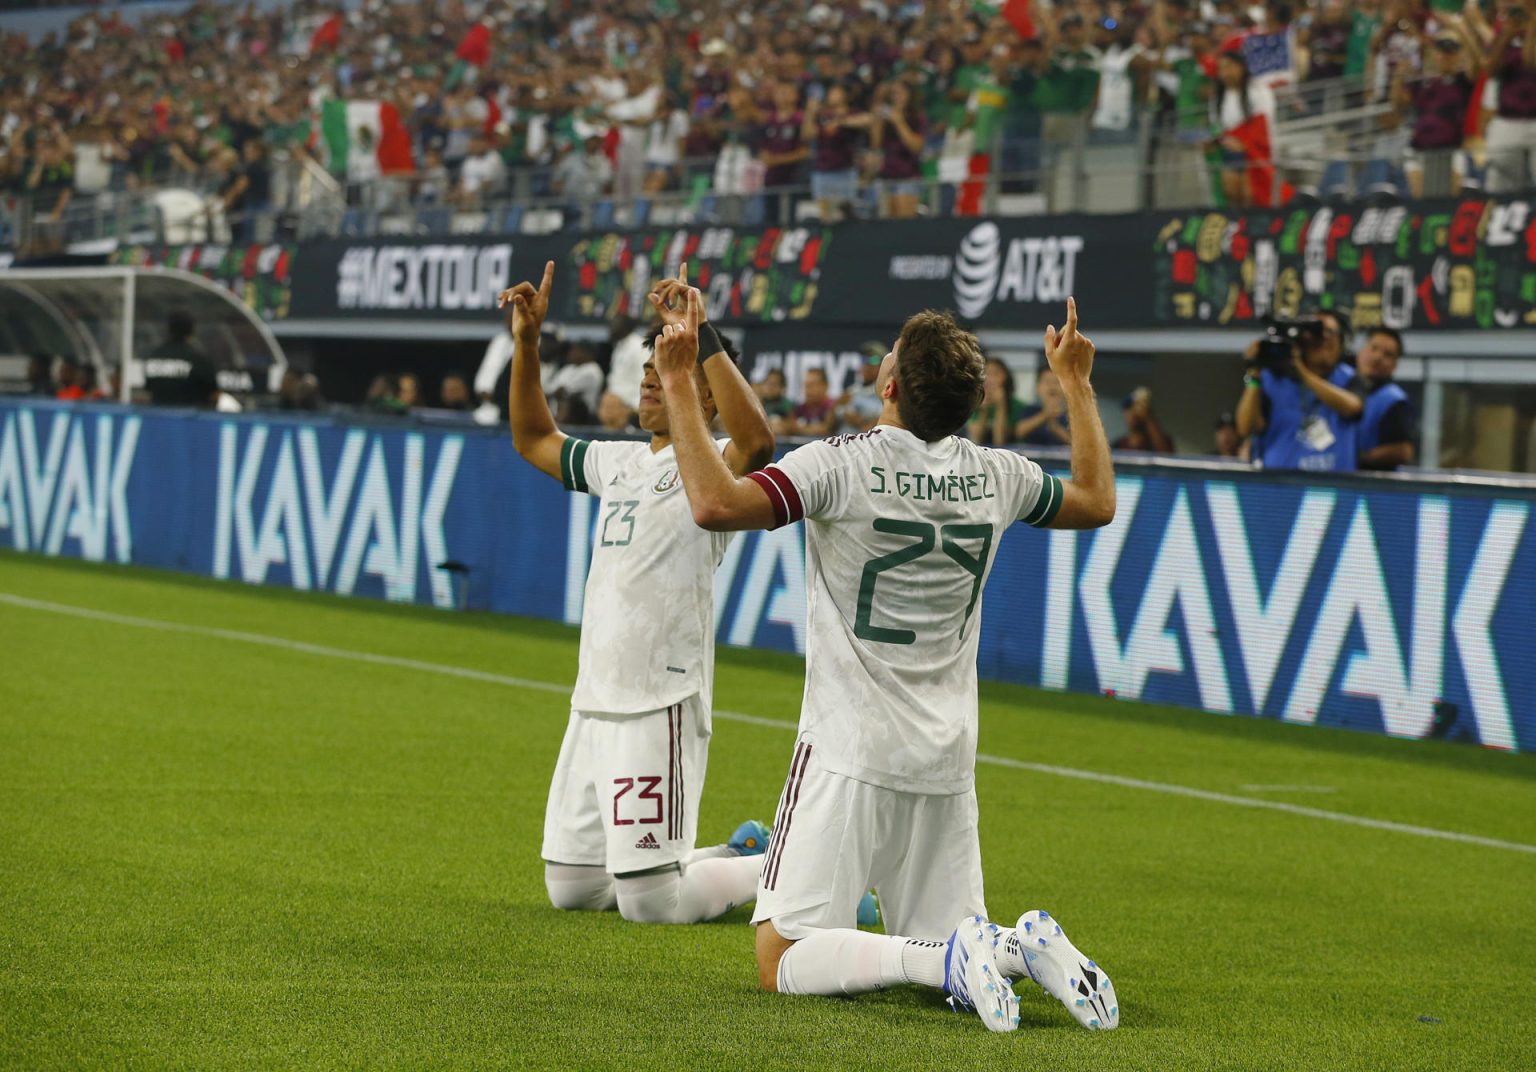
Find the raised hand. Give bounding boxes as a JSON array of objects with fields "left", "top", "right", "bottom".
[
  {"left": 648, "top": 260, "right": 692, "bottom": 327},
  {"left": 653, "top": 285, "right": 702, "bottom": 379},
  {"left": 497, "top": 260, "right": 554, "bottom": 342},
  {"left": 1043, "top": 297, "right": 1095, "bottom": 386}
]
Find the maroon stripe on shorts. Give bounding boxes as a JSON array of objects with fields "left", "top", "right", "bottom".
[
  {"left": 666, "top": 706, "right": 677, "bottom": 840},
  {"left": 764, "top": 742, "right": 812, "bottom": 891},
  {"left": 673, "top": 705, "right": 685, "bottom": 841},
  {"left": 766, "top": 742, "right": 802, "bottom": 851}
]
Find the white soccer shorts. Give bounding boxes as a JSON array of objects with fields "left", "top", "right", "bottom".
[
  {"left": 751, "top": 736, "right": 987, "bottom": 941},
  {"left": 541, "top": 695, "right": 711, "bottom": 875}
]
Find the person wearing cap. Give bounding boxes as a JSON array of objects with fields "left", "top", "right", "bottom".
[
  {"left": 1391, "top": 17, "right": 1485, "bottom": 196},
  {"left": 839, "top": 341, "right": 889, "bottom": 433}
]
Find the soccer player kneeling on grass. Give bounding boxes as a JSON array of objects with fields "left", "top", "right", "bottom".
[
  {"left": 498, "top": 262, "right": 776, "bottom": 923},
  {"left": 653, "top": 288, "right": 1121, "bottom": 1031}
]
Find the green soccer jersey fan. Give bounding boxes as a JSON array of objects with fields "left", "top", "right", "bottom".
[
  {"left": 654, "top": 288, "right": 1120, "bottom": 1032},
  {"left": 499, "top": 262, "right": 775, "bottom": 924}
]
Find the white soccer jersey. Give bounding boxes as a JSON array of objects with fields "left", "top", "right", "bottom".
[
  {"left": 560, "top": 435, "right": 734, "bottom": 715},
  {"left": 747, "top": 426, "right": 1062, "bottom": 794}
]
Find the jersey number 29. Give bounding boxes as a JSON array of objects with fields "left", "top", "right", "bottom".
[{"left": 855, "top": 518, "right": 995, "bottom": 645}]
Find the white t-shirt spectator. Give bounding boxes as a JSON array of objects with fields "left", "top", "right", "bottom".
[
  {"left": 608, "top": 85, "right": 661, "bottom": 154},
  {"left": 73, "top": 141, "right": 111, "bottom": 194},
  {"left": 1093, "top": 43, "right": 1147, "bottom": 131},
  {"left": 460, "top": 149, "right": 507, "bottom": 197},
  {"left": 645, "top": 109, "right": 690, "bottom": 167}
]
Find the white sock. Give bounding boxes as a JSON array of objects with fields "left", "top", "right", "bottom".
[
  {"left": 685, "top": 843, "right": 737, "bottom": 864},
  {"left": 775, "top": 930, "right": 948, "bottom": 996},
  {"left": 544, "top": 863, "right": 617, "bottom": 912},
  {"left": 995, "top": 927, "right": 1032, "bottom": 979},
  {"left": 615, "top": 854, "right": 762, "bottom": 924}
]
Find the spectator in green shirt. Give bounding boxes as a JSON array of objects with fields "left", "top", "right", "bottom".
[
  {"left": 1037, "top": 14, "right": 1104, "bottom": 119},
  {"left": 969, "top": 47, "right": 1015, "bottom": 149},
  {"left": 1000, "top": 39, "right": 1046, "bottom": 190},
  {"left": 950, "top": 35, "right": 993, "bottom": 130},
  {"left": 1346, "top": 0, "right": 1384, "bottom": 77}
]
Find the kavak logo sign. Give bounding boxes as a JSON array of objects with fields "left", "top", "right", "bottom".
[{"left": 823, "top": 218, "right": 1104, "bottom": 328}]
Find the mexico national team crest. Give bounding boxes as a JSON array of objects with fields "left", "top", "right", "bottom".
[{"left": 653, "top": 469, "right": 681, "bottom": 495}]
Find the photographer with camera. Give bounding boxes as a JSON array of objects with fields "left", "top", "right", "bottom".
[
  {"left": 1235, "top": 311, "right": 1365, "bottom": 472},
  {"left": 1356, "top": 327, "right": 1417, "bottom": 470}
]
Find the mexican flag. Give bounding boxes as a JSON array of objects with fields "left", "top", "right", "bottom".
[
  {"left": 321, "top": 99, "right": 415, "bottom": 176},
  {"left": 445, "top": 22, "right": 492, "bottom": 91},
  {"left": 309, "top": 13, "right": 342, "bottom": 53},
  {"left": 1217, "top": 112, "right": 1293, "bottom": 207}
]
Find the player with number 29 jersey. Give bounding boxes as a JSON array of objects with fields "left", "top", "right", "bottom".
[
  {"left": 753, "top": 427, "right": 1062, "bottom": 794},
  {"left": 652, "top": 293, "right": 1119, "bottom": 1034}
]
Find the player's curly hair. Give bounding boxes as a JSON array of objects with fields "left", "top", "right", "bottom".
[{"left": 894, "top": 310, "right": 985, "bottom": 442}]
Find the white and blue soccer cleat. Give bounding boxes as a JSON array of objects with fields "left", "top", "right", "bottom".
[
  {"left": 1012, "top": 909, "right": 1119, "bottom": 1030},
  {"left": 728, "top": 819, "right": 770, "bottom": 856},
  {"left": 943, "top": 915, "right": 1020, "bottom": 1033}
]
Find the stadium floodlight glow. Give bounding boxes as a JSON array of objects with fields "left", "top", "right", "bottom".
[{"left": 0, "top": 266, "right": 287, "bottom": 402}]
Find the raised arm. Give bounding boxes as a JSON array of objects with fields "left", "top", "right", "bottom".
[
  {"left": 1292, "top": 353, "right": 1364, "bottom": 419},
  {"left": 650, "top": 267, "right": 775, "bottom": 475},
  {"left": 653, "top": 288, "right": 777, "bottom": 531},
  {"left": 1042, "top": 298, "right": 1115, "bottom": 529},
  {"left": 495, "top": 260, "right": 567, "bottom": 482}
]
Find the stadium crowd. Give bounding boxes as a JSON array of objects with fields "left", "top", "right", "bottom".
[{"left": 4, "top": 0, "right": 1536, "bottom": 241}]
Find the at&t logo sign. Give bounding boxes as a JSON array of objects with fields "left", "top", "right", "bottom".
[{"left": 951, "top": 223, "right": 1085, "bottom": 320}]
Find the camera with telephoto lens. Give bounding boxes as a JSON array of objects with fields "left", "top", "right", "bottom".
[{"left": 1252, "top": 318, "right": 1326, "bottom": 377}]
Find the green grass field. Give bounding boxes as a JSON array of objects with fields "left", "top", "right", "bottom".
[{"left": 1, "top": 550, "right": 1534, "bottom": 1071}]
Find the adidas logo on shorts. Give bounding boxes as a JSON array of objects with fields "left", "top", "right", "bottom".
[{"left": 635, "top": 832, "right": 661, "bottom": 850}]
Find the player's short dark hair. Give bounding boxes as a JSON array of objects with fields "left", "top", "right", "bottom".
[
  {"left": 1368, "top": 326, "right": 1404, "bottom": 357},
  {"left": 894, "top": 310, "right": 985, "bottom": 442}
]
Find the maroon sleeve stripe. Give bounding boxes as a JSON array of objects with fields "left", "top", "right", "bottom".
[
  {"left": 746, "top": 470, "right": 788, "bottom": 528},
  {"left": 746, "top": 465, "right": 805, "bottom": 529}
]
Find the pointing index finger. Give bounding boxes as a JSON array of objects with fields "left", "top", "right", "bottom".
[
  {"left": 538, "top": 260, "right": 555, "bottom": 300},
  {"left": 679, "top": 261, "right": 689, "bottom": 288},
  {"left": 1065, "top": 296, "right": 1078, "bottom": 336},
  {"left": 685, "top": 287, "right": 702, "bottom": 332}
]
